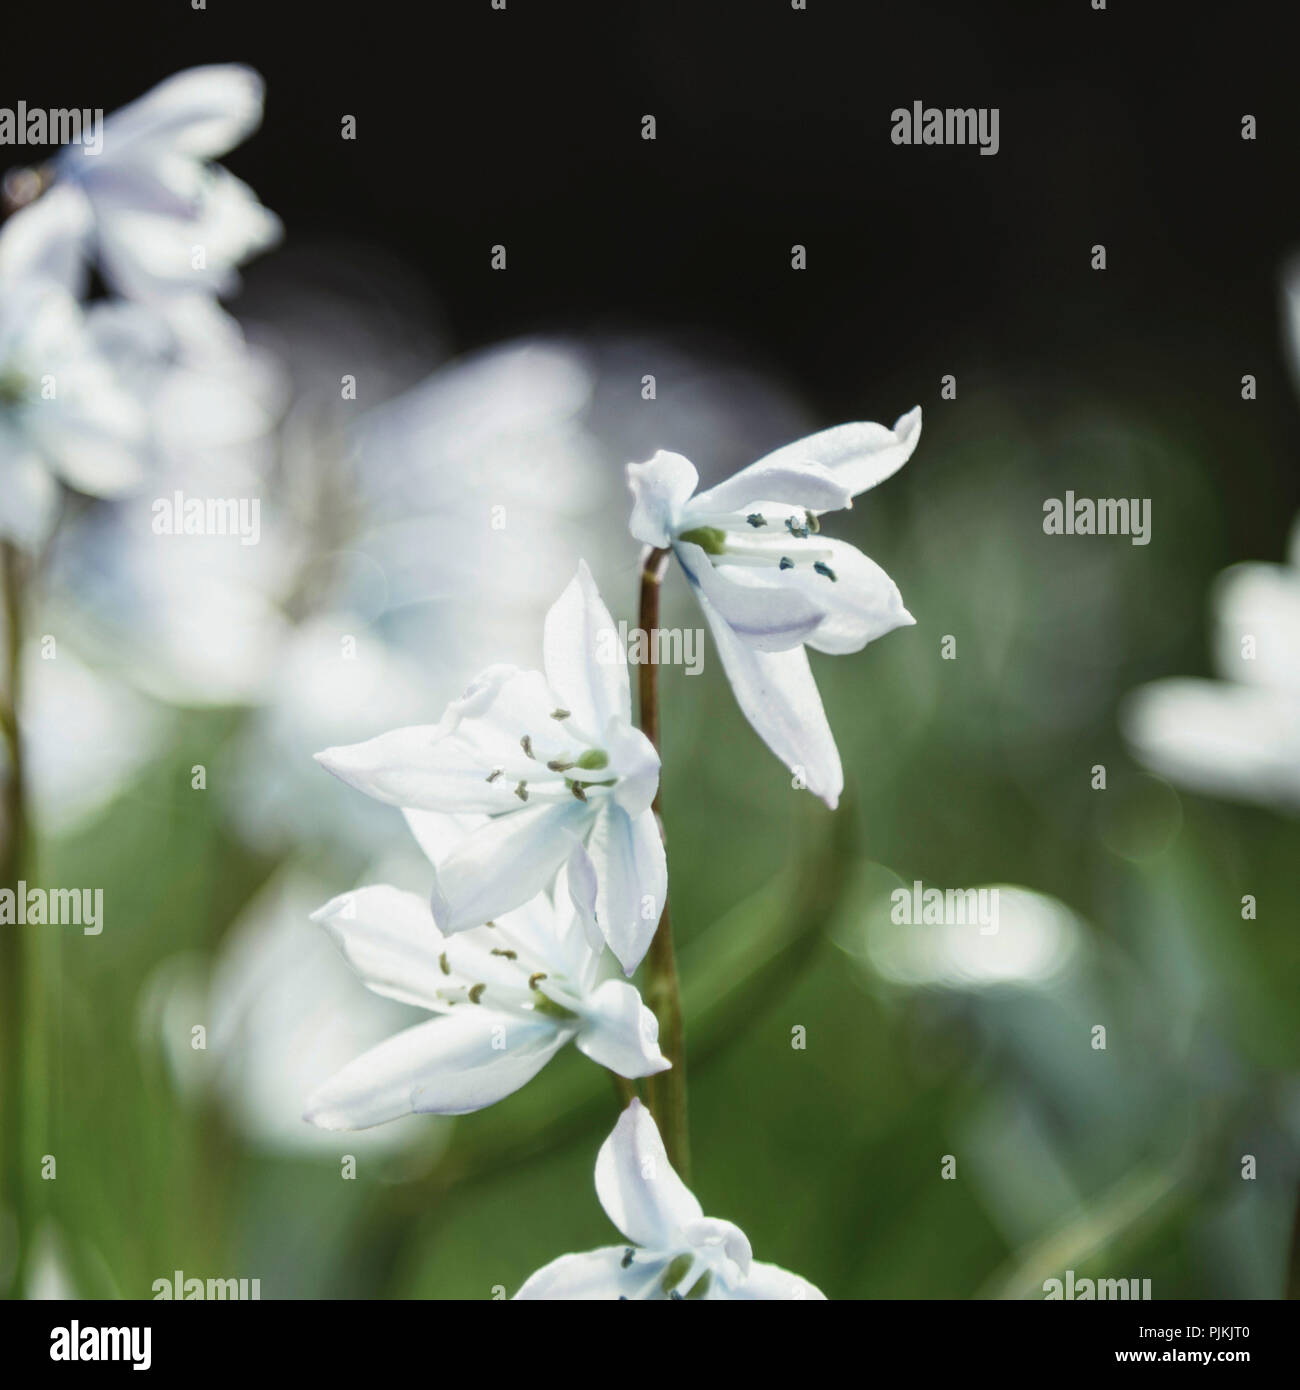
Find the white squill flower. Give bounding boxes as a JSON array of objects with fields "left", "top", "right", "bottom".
[
  {"left": 304, "top": 812, "right": 668, "bottom": 1129},
  {"left": 0, "top": 276, "right": 147, "bottom": 547},
  {"left": 626, "top": 410, "right": 921, "bottom": 808},
  {"left": 516, "top": 1099, "right": 825, "bottom": 1300},
  {"left": 316, "top": 562, "right": 667, "bottom": 974},
  {"left": 0, "top": 64, "right": 280, "bottom": 304},
  {"left": 1123, "top": 516, "right": 1300, "bottom": 812}
]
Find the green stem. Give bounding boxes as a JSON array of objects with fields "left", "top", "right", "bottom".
[
  {"left": 1, "top": 539, "right": 30, "bottom": 1296},
  {"left": 636, "top": 546, "right": 689, "bottom": 1180}
]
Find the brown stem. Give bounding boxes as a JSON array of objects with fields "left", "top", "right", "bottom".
[{"left": 636, "top": 546, "right": 689, "bottom": 1180}]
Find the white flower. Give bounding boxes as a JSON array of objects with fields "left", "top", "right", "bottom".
[
  {"left": 1123, "top": 516, "right": 1300, "bottom": 812},
  {"left": 0, "top": 65, "right": 280, "bottom": 304},
  {"left": 316, "top": 562, "right": 667, "bottom": 973},
  {"left": 0, "top": 276, "right": 147, "bottom": 547},
  {"left": 515, "top": 1099, "right": 825, "bottom": 1300},
  {"left": 626, "top": 410, "right": 921, "bottom": 808},
  {"left": 303, "top": 811, "right": 668, "bottom": 1129}
]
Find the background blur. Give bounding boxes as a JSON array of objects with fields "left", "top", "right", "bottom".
[{"left": 3, "top": 0, "right": 1300, "bottom": 1299}]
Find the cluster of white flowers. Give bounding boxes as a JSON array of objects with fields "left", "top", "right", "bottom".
[
  {"left": 2, "top": 63, "right": 924, "bottom": 1300},
  {"left": 312, "top": 405, "right": 923, "bottom": 1298},
  {"left": 0, "top": 65, "right": 280, "bottom": 550}
]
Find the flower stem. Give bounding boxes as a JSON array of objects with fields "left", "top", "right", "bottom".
[
  {"left": 609, "top": 1071, "right": 638, "bottom": 1109},
  {"left": 0, "top": 539, "right": 30, "bottom": 1295},
  {"left": 636, "top": 545, "right": 689, "bottom": 1180}
]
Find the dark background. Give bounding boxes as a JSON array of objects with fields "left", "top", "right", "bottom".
[{"left": 7, "top": 0, "right": 1298, "bottom": 553}]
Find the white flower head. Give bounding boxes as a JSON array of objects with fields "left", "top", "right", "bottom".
[
  {"left": 304, "top": 811, "right": 668, "bottom": 1129},
  {"left": 626, "top": 410, "right": 921, "bottom": 808},
  {"left": 516, "top": 1099, "right": 825, "bottom": 1300},
  {"left": 316, "top": 562, "right": 667, "bottom": 974},
  {"left": 0, "top": 64, "right": 281, "bottom": 305},
  {"left": 0, "top": 275, "right": 147, "bottom": 547},
  {"left": 1123, "top": 515, "right": 1300, "bottom": 812}
]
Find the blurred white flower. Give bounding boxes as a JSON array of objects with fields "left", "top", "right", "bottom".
[
  {"left": 225, "top": 614, "right": 435, "bottom": 855},
  {"left": 349, "top": 335, "right": 813, "bottom": 696},
  {"left": 0, "top": 277, "right": 147, "bottom": 547},
  {"left": 317, "top": 563, "right": 666, "bottom": 974},
  {"left": 86, "top": 295, "right": 286, "bottom": 478},
  {"left": 626, "top": 410, "right": 921, "bottom": 807},
  {"left": 516, "top": 1099, "right": 824, "bottom": 1300},
  {"left": 49, "top": 511, "right": 296, "bottom": 707},
  {"left": 143, "top": 869, "right": 438, "bottom": 1157},
  {"left": 1123, "top": 517, "right": 1300, "bottom": 812},
  {"left": 854, "top": 878, "right": 1081, "bottom": 991},
  {"left": 0, "top": 65, "right": 280, "bottom": 305},
  {"left": 18, "top": 640, "right": 158, "bottom": 835},
  {"left": 25, "top": 1224, "right": 80, "bottom": 1300},
  {"left": 305, "top": 810, "right": 668, "bottom": 1130}
]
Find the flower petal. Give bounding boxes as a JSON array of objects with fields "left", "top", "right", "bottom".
[
  {"left": 595, "top": 1098, "right": 702, "bottom": 1248},
  {"left": 311, "top": 886, "right": 449, "bottom": 1011},
  {"left": 514, "top": 1247, "right": 662, "bottom": 1300},
  {"left": 627, "top": 449, "right": 699, "bottom": 547},
  {"left": 585, "top": 803, "right": 667, "bottom": 974},
  {"left": 95, "top": 64, "right": 267, "bottom": 162},
  {"left": 318, "top": 724, "right": 494, "bottom": 813},
  {"left": 676, "top": 540, "right": 824, "bottom": 652},
  {"left": 315, "top": 667, "right": 565, "bottom": 813},
  {"left": 725, "top": 1259, "right": 827, "bottom": 1300},
  {"left": 303, "top": 1010, "right": 565, "bottom": 1127},
  {"left": 576, "top": 979, "right": 671, "bottom": 1078},
  {"left": 682, "top": 1216, "right": 752, "bottom": 1281},
  {"left": 1121, "top": 679, "right": 1300, "bottom": 810},
  {"left": 0, "top": 437, "right": 59, "bottom": 550},
  {"left": 0, "top": 186, "right": 92, "bottom": 294},
  {"left": 401, "top": 807, "right": 482, "bottom": 864},
  {"left": 743, "top": 408, "right": 921, "bottom": 501},
  {"left": 430, "top": 800, "right": 590, "bottom": 934},
  {"left": 697, "top": 590, "right": 843, "bottom": 808},
  {"left": 564, "top": 839, "right": 610, "bottom": 957},
  {"left": 604, "top": 718, "right": 660, "bottom": 818},
  {"left": 786, "top": 537, "right": 915, "bottom": 655},
  {"left": 687, "top": 458, "right": 852, "bottom": 518},
  {"left": 1212, "top": 562, "right": 1300, "bottom": 694},
  {"left": 543, "top": 560, "right": 631, "bottom": 735}
]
